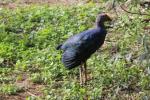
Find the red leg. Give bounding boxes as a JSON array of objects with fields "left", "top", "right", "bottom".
[
  {"left": 84, "top": 62, "right": 87, "bottom": 85},
  {"left": 79, "top": 63, "right": 83, "bottom": 86},
  {"left": 83, "top": 62, "right": 87, "bottom": 85}
]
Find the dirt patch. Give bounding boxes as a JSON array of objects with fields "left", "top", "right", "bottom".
[
  {"left": 0, "top": 0, "right": 78, "bottom": 4},
  {"left": 0, "top": 0, "right": 84, "bottom": 8},
  {"left": 1, "top": 85, "right": 44, "bottom": 100},
  {"left": 0, "top": 73, "right": 44, "bottom": 100},
  {"left": 18, "top": 0, "right": 79, "bottom": 4}
]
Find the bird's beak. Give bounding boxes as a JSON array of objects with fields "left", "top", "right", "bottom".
[
  {"left": 107, "top": 16, "right": 112, "bottom": 21},
  {"left": 105, "top": 13, "right": 112, "bottom": 21}
]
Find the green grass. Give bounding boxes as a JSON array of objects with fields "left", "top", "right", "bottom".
[{"left": 0, "top": 2, "right": 150, "bottom": 99}]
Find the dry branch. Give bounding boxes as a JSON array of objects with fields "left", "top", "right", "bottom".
[{"left": 120, "top": 4, "right": 150, "bottom": 16}]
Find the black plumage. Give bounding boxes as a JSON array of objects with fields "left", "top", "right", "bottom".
[
  {"left": 57, "top": 13, "right": 112, "bottom": 85},
  {"left": 57, "top": 13, "right": 111, "bottom": 69}
]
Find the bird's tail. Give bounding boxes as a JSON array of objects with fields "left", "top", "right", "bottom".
[{"left": 56, "top": 44, "right": 62, "bottom": 50}]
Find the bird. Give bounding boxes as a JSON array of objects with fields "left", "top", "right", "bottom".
[{"left": 56, "top": 13, "right": 112, "bottom": 86}]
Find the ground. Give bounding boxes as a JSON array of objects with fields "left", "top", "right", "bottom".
[{"left": 0, "top": 0, "right": 150, "bottom": 100}]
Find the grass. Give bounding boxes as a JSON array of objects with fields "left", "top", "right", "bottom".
[{"left": 0, "top": 2, "right": 150, "bottom": 99}]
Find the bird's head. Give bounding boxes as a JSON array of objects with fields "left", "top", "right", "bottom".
[{"left": 96, "top": 13, "right": 112, "bottom": 28}]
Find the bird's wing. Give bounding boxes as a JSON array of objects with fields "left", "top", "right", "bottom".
[
  {"left": 78, "top": 32, "right": 102, "bottom": 53},
  {"left": 77, "top": 32, "right": 106, "bottom": 61},
  {"left": 62, "top": 29, "right": 105, "bottom": 53},
  {"left": 60, "top": 31, "right": 85, "bottom": 50},
  {"left": 61, "top": 28, "right": 106, "bottom": 67}
]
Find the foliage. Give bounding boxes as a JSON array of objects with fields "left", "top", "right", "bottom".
[
  {"left": 0, "top": 2, "right": 150, "bottom": 99},
  {"left": 0, "top": 84, "right": 23, "bottom": 95}
]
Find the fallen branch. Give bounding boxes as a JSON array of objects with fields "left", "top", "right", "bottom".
[
  {"left": 143, "top": 27, "right": 150, "bottom": 30},
  {"left": 26, "top": 91, "right": 37, "bottom": 97},
  {"left": 120, "top": 4, "right": 150, "bottom": 16},
  {"left": 112, "top": 0, "right": 118, "bottom": 17},
  {"left": 142, "top": 19, "right": 150, "bottom": 23}
]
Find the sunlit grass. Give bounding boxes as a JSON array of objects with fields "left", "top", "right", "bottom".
[{"left": 0, "top": 3, "right": 150, "bottom": 99}]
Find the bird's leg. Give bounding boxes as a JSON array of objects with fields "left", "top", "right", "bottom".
[
  {"left": 79, "top": 63, "right": 83, "bottom": 86},
  {"left": 83, "top": 62, "right": 87, "bottom": 85},
  {"left": 84, "top": 62, "right": 87, "bottom": 85},
  {"left": 83, "top": 62, "right": 88, "bottom": 99}
]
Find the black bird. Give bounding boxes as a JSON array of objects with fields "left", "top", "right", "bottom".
[{"left": 57, "top": 13, "right": 112, "bottom": 85}]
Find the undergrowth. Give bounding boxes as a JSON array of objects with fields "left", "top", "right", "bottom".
[{"left": 0, "top": 2, "right": 150, "bottom": 99}]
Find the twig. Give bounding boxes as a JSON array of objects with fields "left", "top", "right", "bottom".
[
  {"left": 120, "top": 4, "right": 150, "bottom": 16},
  {"left": 112, "top": 0, "right": 118, "bottom": 17},
  {"left": 143, "top": 27, "right": 150, "bottom": 30},
  {"left": 142, "top": 19, "right": 150, "bottom": 22},
  {"left": 26, "top": 91, "right": 37, "bottom": 97}
]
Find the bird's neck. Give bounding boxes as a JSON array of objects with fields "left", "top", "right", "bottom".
[
  {"left": 96, "top": 18, "right": 106, "bottom": 28},
  {"left": 96, "top": 22, "right": 105, "bottom": 28}
]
